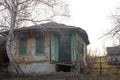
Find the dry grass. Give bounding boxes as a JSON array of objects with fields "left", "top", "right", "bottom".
[
  {"left": 80, "top": 61, "right": 120, "bottom": 80},
  {"left": 81, "top": 69, "right": 120, "bottom": 80},
  {"left": 0, "top": 72, "right": 77, "bottom": 80}
]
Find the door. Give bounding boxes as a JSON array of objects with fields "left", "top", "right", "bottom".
[{"left": 58, "top": 34, "right": 71, "bottom": 61}]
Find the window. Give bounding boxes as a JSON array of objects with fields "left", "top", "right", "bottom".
[
  {"left": 36, "top": 36, "right": 45, "bottom": 55},
  {"left": 19, "top": 38, "right": 27, "bottom": 56}
]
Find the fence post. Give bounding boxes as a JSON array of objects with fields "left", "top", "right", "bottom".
[{"left": 99, "top": 57, "right": 102, "bottom": 75}]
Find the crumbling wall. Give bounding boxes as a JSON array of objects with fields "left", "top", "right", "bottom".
[
  {"left": 76, "top": 34, "right": 87, "bottom": 73},
  {"left": 8, "top": 36, "right": 55, "bottom": 74}
]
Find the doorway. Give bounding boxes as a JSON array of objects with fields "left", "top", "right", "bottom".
[{"left": 58, "top": 34, "right": 71, "bottom": 61}]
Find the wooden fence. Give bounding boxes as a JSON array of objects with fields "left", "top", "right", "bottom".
[{"left": 89, "top": 57, "right": 120, "bottom": 75}]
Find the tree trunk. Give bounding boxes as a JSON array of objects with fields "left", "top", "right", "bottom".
[
  {"left": 6, "top": 10, "right": 24, "bottom": 76},
  {"left": 6, "top": 32, "right": 24, "bottom": 76}
]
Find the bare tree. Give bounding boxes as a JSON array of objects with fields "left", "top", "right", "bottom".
[
  {"left": 101, "top": 8, "right": 120, "bottom": 45},
  {"left": 0, "top": 0, "right": 69, "bottom": 76}
]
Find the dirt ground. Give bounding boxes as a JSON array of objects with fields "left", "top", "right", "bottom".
[
  {"left": 0, "top": 72, "right": 79, "bottom": 80},
  {"left": 1, "top": 70, "right": 120, "bottom": 80},
  {"left": 1, "top": 62, "right": 120, "bottom": 80}
]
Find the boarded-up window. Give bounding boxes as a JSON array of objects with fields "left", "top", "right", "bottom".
[
  {"left": 19, "top": 38, "right": 27, "bottom": 56},
  {"left": 36, "top": 36, "right": 45, "bottom": 55}
]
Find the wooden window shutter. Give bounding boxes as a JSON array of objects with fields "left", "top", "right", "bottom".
[{"left": 36, "top": 36, "right": 45, "bottom": 55}]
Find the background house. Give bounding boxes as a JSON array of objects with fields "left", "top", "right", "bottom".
[
  {"left": 107, "top": 45, "right": 120, "bottom": 65},
  {"left": 6, "top": 22, "right": 89, "bottom": 74}
]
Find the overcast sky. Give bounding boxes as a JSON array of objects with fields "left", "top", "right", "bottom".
[{"left": 65, "top": 0, "right": 120, "bottom": 54}]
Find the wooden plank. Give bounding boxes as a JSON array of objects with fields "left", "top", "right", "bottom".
[
  {"left": 51, "top": 61, "right": 75, "bottom": 66},
  {"left": 73, "top": 33, "right": 77, "bottom": 61},
  {"left": 54, "top": 34, "right": 58, "bottom": 61}
]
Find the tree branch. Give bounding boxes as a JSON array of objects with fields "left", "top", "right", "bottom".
[
  {"left": 17, "top": 18, "right": 52, "bottom": 25},
  {"left": 0, "top": 7, "right": 7, "bottom": 12},
  {"left": 18, "top": 0, "right": 31, "bottom": 5},
  {"left": 0, "top": 25, "right": 9, "bottom": 28},
  {"left": 0, "top": 32, "right": 7, "bottom": 36}
]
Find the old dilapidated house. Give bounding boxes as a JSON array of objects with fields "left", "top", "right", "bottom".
[
  {"left": 107, "top": 45, "right": 120, "bottom": 65},
  {"left": 1, "top": 22, "right": 89, "bottom": 74}
]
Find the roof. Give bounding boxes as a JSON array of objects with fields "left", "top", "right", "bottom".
[
  {"left": 15, "top": 22, "right": 90, "bottom": 45},
  {"left": 107, "top": 45, "right": 120, "bottom": 55}
]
